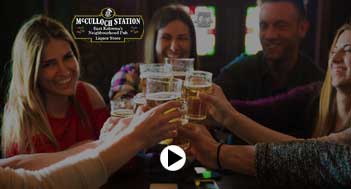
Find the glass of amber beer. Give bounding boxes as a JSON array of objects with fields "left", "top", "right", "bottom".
[
  {"left": 139, "top": 63, "right": 173, "bottom": 94},
  {"left": 184, "top": 70, "right": 212, "bottom": 121},
  {"left": 145, "top": 78, "right": 189, "bottom": 149},
  {"left": 133, "top": 92, "right": 146, "bottom": 111},
  {"left": 164, "top": 58, "right": 194, "bottom": 80},
  {"left": 135, "top": 63, "right": 173, "bottom": 113},
  {"left": 110, "top": 97, "right": 134, "bottom": 118}
]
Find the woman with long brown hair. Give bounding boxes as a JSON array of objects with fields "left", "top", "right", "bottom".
[{"left": 109, "top": 4, "right": 199, "bottom": 99}]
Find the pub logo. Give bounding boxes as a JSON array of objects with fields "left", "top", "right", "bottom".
[
  {"left": 102, "top": 8, "right": 115, "bottom": 18},
  {"left": 71, "top": 7, "right": 144, "bottom": 43}
]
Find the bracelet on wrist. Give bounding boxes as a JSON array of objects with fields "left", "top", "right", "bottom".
[{"left": 216, "top": 143, "right": 225, "bottom": 169}]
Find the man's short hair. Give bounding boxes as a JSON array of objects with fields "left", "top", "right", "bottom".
[{"left": 257, "top": 0, "right": 306, "bottom": 19}]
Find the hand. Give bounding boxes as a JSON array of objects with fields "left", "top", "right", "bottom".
[
  {"left": 127, "top": 100, "right": 183, "bottom": 149},
  {"left": 200, "top": 84, "right": 238, "bottom": 127},
  {"left": 178, "top": 123, "right": 219, "bottom": 169},
  {"left": 100, "top": 117, "right": 120, "bottom": 140},
  {"left": 100, "top": 104, "right": 151, "bottom": 142},
  {"left": 100, "top": 117, "right": 134, "bottom": 142}
]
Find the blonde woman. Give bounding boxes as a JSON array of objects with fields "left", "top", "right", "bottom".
[
  {"left": 2, "top": 15, "right": 109, "bottom": 157},
  {"left": 180, "top": 22, "right": 351, "bottom": 187}
]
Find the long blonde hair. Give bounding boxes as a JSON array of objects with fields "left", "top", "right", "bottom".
[
  {"left": 2, "top": 15, "right": 85, "bottom": 157},
  {"left": 314, "top": 23, "right": 351, "bottom": 137}
]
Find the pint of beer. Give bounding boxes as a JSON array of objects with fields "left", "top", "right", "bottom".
[
  {"left": 133, "top": 92, "right": 146, "bottom": 112},
  {"left": 184, "top": 71, "right": 212, "bottom": 121},
  {"left": 110, "top": 97, "right": 134, "bottom": 118},
  {"left": 164, "top": 58, "right": 194, "bottom": 80},
  {"left": 145, "top": 78, "right": 183, "bottom": 111},
  {"left": 145, "top": 78, "right": 190, "bottom": 150},
  {"left": 139, "top": 63, "right": 173, "bottom": 93}
]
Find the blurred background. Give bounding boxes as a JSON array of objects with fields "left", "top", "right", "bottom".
[{"left": 1, "top": 0, "right": 350, "bottom": 108}]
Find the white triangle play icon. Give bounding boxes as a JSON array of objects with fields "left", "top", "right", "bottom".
[{"left": 160, "top": 145, "right": 186, "bottom": 171}]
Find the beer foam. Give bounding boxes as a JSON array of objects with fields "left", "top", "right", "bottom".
[
  {"left": 173, "top": 71, "right": 186, "bottom": 76},
  {"left": 146, "top": 92, "right": 181, "bottom": 101},
  {"left": 184, "top": 82, "right": 212, "bottom": 88},
  {"left": 133, "top": 96, "right": 146, "bottom": 105},
  {"left": 140, "top": 73, "right": 172, "bottom": 79},
  {"left": 111, "top": 109, "right": 134, "bottom": 118}
]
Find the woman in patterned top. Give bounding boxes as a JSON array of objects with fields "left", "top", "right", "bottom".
[
  {"left": 179, "top": 22, "right": 351, "bottom": 187},
  {"left": 109, "top": 4, "right": 199, "bottom": 99}
]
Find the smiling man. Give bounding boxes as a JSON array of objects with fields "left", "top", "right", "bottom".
[{"left": 215, "top": 0, "right": 324, "bottom": 100}]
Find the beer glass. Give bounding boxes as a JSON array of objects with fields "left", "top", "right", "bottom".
[
  {"left": 164, "top": 58, "right": 194, "bottom": 80},
  {"left": 184, "top": 71, "right": 212, "bottom": 121},
  {"left": 110, "top": 97, "right": 134, "bottom": 118},
  {"left": 139, "top": 63, "right": 173, "bottom": 94},
  {"left": 133, "top": 92, "right": 146, "bottom": 112},
  {"left": 145, "top": 78, "right": 190, "bottom": 150}
]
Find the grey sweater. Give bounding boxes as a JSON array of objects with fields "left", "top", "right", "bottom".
[{"left": 256, "top": 140, "right": 351, "bottom": 188}]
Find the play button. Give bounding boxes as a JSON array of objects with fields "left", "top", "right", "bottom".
[{"left": 160, "top": 145, "right": 186, "bottom": 171}]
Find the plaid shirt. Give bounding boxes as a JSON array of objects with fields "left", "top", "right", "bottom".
[{"left": 109, "top": 63, "right": 141, "bottom": 99}]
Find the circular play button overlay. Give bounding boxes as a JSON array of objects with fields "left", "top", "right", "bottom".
[{"left": 160, "top": 145, "right": 186, "bottom": 171}]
